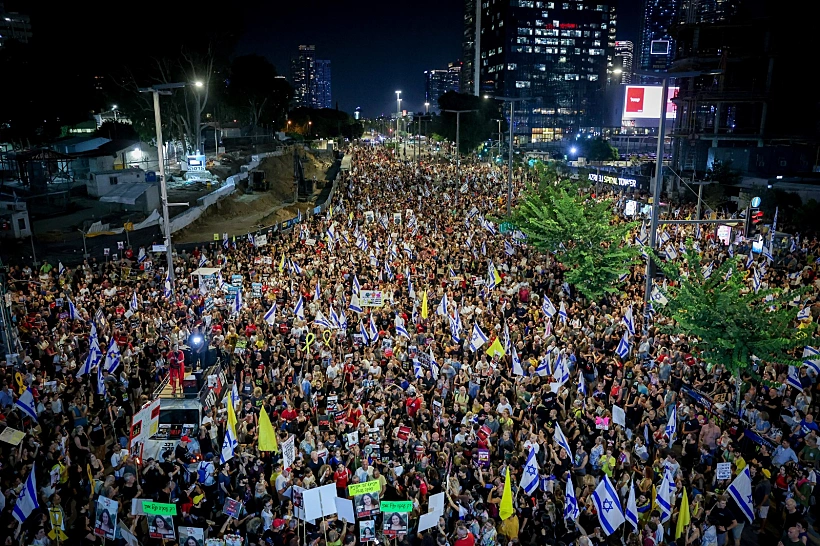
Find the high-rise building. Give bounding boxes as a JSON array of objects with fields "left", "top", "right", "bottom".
[
  {"left": 290, "top": 45, "right": 316, "bottom": 108},
  {"left": 461, "top": 0, "right": 480, "bottom": 95},
  {"left": 290, "top": 45, "right": 331, "bottom": 109},
  {"left": 614, "top": 41, "right": 633, "bottom": 84},
  {"left": 476, "top": 0, "right": 618, "bottom": 143},
  {"left": 638, "top": 0, "right": 679, "bottom": 77},
  {"left": 314, "top": 59, "right": 332, "bottom": 109},
  {"left": 0, "top": 2, "right": 32, "bottom": 49},
  {"left": 425, "top": 62, "right": 462, "bottom": 108}
]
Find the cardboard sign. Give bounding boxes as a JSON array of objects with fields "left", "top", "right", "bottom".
[
  {"left": 94, "top": 496, "right": 118, "bottom": 539},
  {"left": 223, "top": 498, "right": 243, "bottom": 519},
  {"left": 716, "top": 462, "right": 732, "bottom": 480},
  {"left": 381, "top": 501, "right": 413, "bottom": 512},
  {"left": 0, "top": 426, "right": 26, "bottom": 445},
  {"left": 142, "top": 501, "right": 176, "bottom": 516},
  {"left": 348, "top": 480, "right": 381, "bottom": 497},
  {"left": 360, "top": 290, "right": 384, "bottom": 307}
]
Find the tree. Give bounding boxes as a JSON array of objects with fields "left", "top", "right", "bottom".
[
  {"left": 226, "top": 55, "right": 293, "bottom": 131},
  {"left": 96, "top": 121, "right": 139, "bottom": 141},
  {"left": 580, "top": 138, "right": 618, "bottom": 161},
  {"left": 509, "top": 180, "right": 640, "bottom": 300},
  {"left": 653, "top": 243, "right": 814, "bottom": 406},
  {"left": 435, "top": 92, "right": 498, "bottom": 153},
  {"left": 288, "top": 107, "right": 360, "bottom": 140}
]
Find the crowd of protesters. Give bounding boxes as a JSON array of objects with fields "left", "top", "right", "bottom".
[{"left": 0, "top": 143, "right": 819, "bottom": 546}]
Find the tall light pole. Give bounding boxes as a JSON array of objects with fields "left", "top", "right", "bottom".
[
  {"left": 395, "top": 91, "right": 402, "bottom": 149},
  {"left": 424, "top": 102, "right": 429, "bottom": 115},
  {"left": 139, "top": 82, "right": 188, "bottom": 290},
  {"left": 193, "top": 80, "right": 204, "bottom": 153},
  {"left": 442, "top": 109, "right": 477, "bottom": 180},
  {"left": 636, "top": 69, "right": 722, "bottom": 331},
  {"left": 487, "top": 96, "right": 525, "bottom": 216}
]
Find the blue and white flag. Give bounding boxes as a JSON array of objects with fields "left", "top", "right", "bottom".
[
  {"left": 349, "top": 293, "right": 363, "bottom": 314},
  {"left": 130, "top": 292, "right": 139, "bottom": 312},
  {"left": 657, "top": 467, "right": 673, "bottom": 523},
  {"left": 58, "top": 261, "right": 66, "bottom": 276},
  {"left": 330, "top": 306, "right": 341, "bottom": 330},
  {"left": 565, "top": 475, "right": 580, "bottom": 521},
  {"left": 293, "top": 295, "right": 305, "bottom": 320},
  {"left": 481, "top": 240, "right": 487, "bottom": 256},
  {"left": 436, "top": 293, "right": 448, "bottom": 318},
  {"left": 554, "top": 424, "right": 574, "bottom": 460},
  {"left": 199, "top": 254, "right": 207, "bottom": 268},
  {"left": 264, "top": 302, "right": 277, "bottom": 325},
  {"left": 314, "top": 310, "right": 333, "bottom": 329},
  {"left": 104, "top": 338, "right": 121, "bottom": 374},
  {"left": 797, "top": 307, "right": 811, "bottom": 321},
  {"left": 233, "top": 287, "right": 243, "bottom": 316},
  {"left": 290, "top": 260, "right": 302, "bottom": 276},
  {"left": 625, "top": 479, "right": 639, "bottom": 531},
  {"left": 468, "top": 323, "right": 488, "bottom": 352},
  {"left": 520, "top": 448, "right": 540, "bottom": 495},
  {"left": 163, "top": 278, "right": 172, "bottom": 299},
  {"left": 623, "top": 305, "right": 635, "bottom": 336},
  {"left": 512, "top": 346, "right": 524, "bottom": 376},
  {"left": 724, "top": 267, "right": 734, "bottom": 282},
  {"left": 745, "top": 252, "right": 754, "bottom": 269},
  {"left": 752, "top": 268, "right": 762, "bottom": 293},
  {"left": 15, "top": 388, "right": 38, "bottom": 422},
  {"left": 803, "top": 347, "right": 820, "bottom": 374},
  {"left": 578, "top": 373, "right": 587, "bottom": 396},
  {"left": 787, "top": 366, "right": 804, "bottom": 391},
  {"left": 353, "top": 275, "right": 361, "bottom": 295},
  {"left": 592, "top": 475, "right": 625, "bottom": 535},
  {"left": 665, "top": 403, "right": 677, "bottom": 444},
  {"left": 359, "top": 320, "right": 369, "bottom": 344},
  {"left": 762, "top": 245, "right": 773, "bottom": 262},
  {"left": 558, "top": 301, "right": 568, "bottom": 324},
  {"left": 615, "top": 330, "right": 630, "bottom": 360},
  {"left": 395, "top": 320, "right": 410, "bottom": 340},
  {"left": 728, "top": 244, "right": 734, "bottom": 258},
  {"left": 220, "top": 423, "right": 238, "bottom": 463},
  {"left": 535, "top": 353, "right": 551, "bottom": 377},
  {"left": 618, "top": 271, "right": 629, "bottom": 283},
  {"left": 542, "top": 296, "right": 556, "bottom": 319},
  {"left": 314, "top": 279, "right": 321, "bottom": 302},
  {"left": 727, "top": 467, "right": 755, "bottom": 523},
  {"left": 68, "top": 299, "right": 83, "bottom": 321},
  {"left": 504, "top": 240, "right": 515, "bottom": 256},
  {"left": 503, "top": 322, "right": 511, "bottom": 352},
  {"left": 222, "top": 232, "right": 229, "bottom": 249},
  {"left": 12, "top": 464, "right": 39, "bottom": 523},
  {"left": 368, "top": 313, "right": 379, "bottom": 342}
]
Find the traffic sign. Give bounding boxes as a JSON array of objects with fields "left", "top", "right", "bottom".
[{"left": 751, "top": 196, "right": 761, "bottom": 208}]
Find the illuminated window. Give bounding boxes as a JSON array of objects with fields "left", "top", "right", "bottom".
[
  {"left": 564, "top": 74, "right": 578, "bottom": 80},
  {"left": 535, "top": 64, "right": 546, "bottom": 71},
  {"left": 589, "top": 74, "right": 599, "bottom": 81},
  {"left": 516, "top": 81, "right": 531, "bottom": 88},
  {"left": 589, "top": 48, "right": 604, "bottom": 55},
  {"left": 507, "top": 63, "right": 517, "bottom": 70}
]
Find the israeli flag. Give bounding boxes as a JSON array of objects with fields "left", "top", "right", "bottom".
[
  {"left": 542, "top": 296, "right": 557, "bottom": 319},
  {"left": 504, "top": 240, "right": 515, "bottom": 256},
  {"left": 762, "top": 245, "right": 773, "bottom": 262},
  {"left": 338, "top": 308, "right": 348, "bottom": 330},
  {"left": 314, "top": 279, "right": 322, "bottom": 302},
  {"left": 803, "top": 347, "right": 820, "bottom": 374},
  {"left": 657, "top": 467, "right": 674, "bottom": 522},
  {"left": 512, "top": 346, "right": 524, "bottom": 376},
  {"left": 536, "top": 353, "right": 551, "bottom": 377},
  {"left": 353, "top": 275, "right": 361, "bottom": 295},
  {"left": 481, "top": 240, "right": 487, "bottom": 256},
  {"left": 290, "top": 260, "right": 302, "bottom": 276},
  {"left": 330, "top": 306, "right": 342, "bottom": 330},
  {"left": 622, "top": 305, "right": 635, "bottom": 336},
  {"left": 503, "top": 322, "right": 511, "bottom": 352},
  {"left": 359, "top": 320, "right": 369, "bottom": 344},
  {"left": 558, "top": 301, "right": 568, "bottom": 324},
  {"left": 68, "top": 299, "right": 83, "bottom": 321},
  {"left": 702, "top": 262, "right": 714, "bottom": 280},
  {"left": 665, "top": 403, "right": 677, "bottom": 444},
  {"left": 468, "top": 323, "right": 488, "bottom": 352},
  {"left": 233, "top": 287, "right": 243, "bottom": 315},
  {"left": 436, "top": 293, "right": 448, "bottom": 317},
  {"left": 724, "top": 267, "right": 734, "bottom": 281},
  {"left": 368, "top": 314, "right": 379, "bottom": 342},
  {"left": 293, "top": 294, "right": 305, "bottom": 320},
  {"left": 314, "top": 310, "right": 333, "bottom": 329},
  {"left": 199, "top": 254, "right": 207, "bottom": 268},
  {"left": 554, "top": 424, "right": 574, "bottom": 460},
  {"left": 104, "top": 338, "right": 121, "bottom": 374},
  {"left": 449, "top": 314, "right": 462, "bottom": 343},
  {"left": 130, "top": 292, "right": 139, "bottom": 312},
  {"left": 615, "top": 330, "right": 630, "bottom": 360},
  {"left": 797, "top": 306, "right": 811, "bottom": 321},
  {"left": 12, "top": 463, "right": 39, "bottom": 523},
  {"left": 263, "top": 302, "right": 277, "bottom": 325},
  {"left": 77, "top": 330, "right": 102, "bottom": 378},
  {"left": 220, "top": 424, "right": 238, "bottom": 464},
  {"left": 578, "top": 373, "right": 587, "bottom": 396},
  {"left": 58, "top": 261, "right": 66, "bottom": 276},
  {"left": 728, "top": 244, "right": 734, "bottom": 258},
  {"left": 163, "top": 278, "right": 172, "bottom": 299},
  {"left": 349, "top": 293, "right": 363, "bottom": 314},
  {"left": 752, "top": 268, "right": 762, "bottom": 293},
  {"left": 413, "top": 360, "right": 424, "bottom": 378},
  {"left": 554, "top": 353, "right": 570, "bottom": 386},
  {"left": 395, "top": 321, "right": 410, "bottom": 340},
  {"left": 520, "top": 448, "right": 540, "bottom": 495},
  {"left": 565, "top": 475, "right": 580, "bottom": 521},
  {"left": 727, "top": 467, "right": 755, "bottom": 523},
  {"left": 618, "top": 272, "right": 629, "bottom": 283},
  {"left": 787, "top": 366, "right": 804, "bottom": 391},
  {"left": 592, "top": 475, "right": 625, "bottom": 535},
  {"left": 745, "top": 252, "right": 754, "bottom": 269},
  {"left": 412, "top": 303, "right": 419, "bottom": 325},
  {"left": 15, "top": 388, "right": 38, "bottom": 422},
  {"left": 625, "top": 479, "right": 639, "bottom": 531}
]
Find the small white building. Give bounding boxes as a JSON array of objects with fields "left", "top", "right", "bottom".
[
  {"left": 99, "top": 183, "right": 160, "bottom": 215},
  {"left": 0, "top": 200, "right": 31, "bottom": 239},
  {"left": 87, "top": 168, "right": 146, "bottom": 198}
]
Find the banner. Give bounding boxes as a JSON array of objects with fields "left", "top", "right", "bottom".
[
  {"left": 180, "top": 527, "right": 205, "bottom": 546},
  {"left": 350, "top": 481, "right": 381, "bottom": 519},
  {"left": 380, "top": 501, "right": 413, "bottom": 512},
  {"left": 148, "top": 514, "right": 176, "bottom": 540},
  {"left": 360, "top": 520, "right": 376, "bottom": 543},
  {"left": 348, "top": 480, "right": 381, "bottom": 497},
  {"left": 383, "top": 511, "right": 409, "bottom": 537},
  {"left": 94, "top": 496, "right": 118, "bottom": 539},
  {"left": 142, "top": 501, "right": 177, "bottom": 516},
  {"left": 359, "top": 290, "right": 384, "bottom": 307},
  {"left": 282, "top": 435, "right": 296, "bottom": 471}
]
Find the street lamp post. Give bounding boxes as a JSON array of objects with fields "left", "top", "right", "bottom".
[
  {"left": 395, "top": 91, "right": 402, "bottom": 151},
  {"left": 139, "top": 82, "right": 188, "bottom": 290},
  {"left": 424, "top": 102, "right": 429, "bottom": 115},
  {"left": 442, "top": 109, "right": 477, "bottom": 180},
  {"left": 193, "top": 80, "right": 204, "bottom": 153},
  {"left": 486, "top": 96, "right": 525, "bottom": 216}
]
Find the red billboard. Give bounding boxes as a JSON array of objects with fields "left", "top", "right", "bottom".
[{"left": 623, "top": 86, "right": 679, "bottom": 120}]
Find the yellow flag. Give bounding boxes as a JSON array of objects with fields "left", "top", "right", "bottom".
[
  {"left": 486, "top": 337, "right": 506, "bottom": 358},
  {"left": 675, "top": 487, "right": 690, "bottom": 539},
  {"left": 499, "top": 468, "right": 514, "bottom": 520},
  {"left": 329, "top": 205, "right": 333, "bottom": 217},
  {"left": 226, "top": 392, "right": 238, "bottom": 438},
  {"left": 421, "top": 291, "right": 428, "bottom": 319},
  {"left": 278, "top": 254, "right": 285, "bottom": 273},
  {"left": 651, "top": 484, "right": 657, "bottom": 511},
  {"left": 349, "top": 212, "right": 353, "bottom": 222},
  {"left": 258, "top": 407, "right": 279, "bottom": 452},
  {"left": 492, "top": 266, "right": 502, "bottom": 286}
]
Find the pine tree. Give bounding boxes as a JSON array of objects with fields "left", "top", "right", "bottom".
[{"left": 509, "top": 181, "right": 640, "bottom": 301}]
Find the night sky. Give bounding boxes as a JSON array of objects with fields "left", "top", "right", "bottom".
[{"left": 8, "top": 0, "right": 641, "bottom": 118}]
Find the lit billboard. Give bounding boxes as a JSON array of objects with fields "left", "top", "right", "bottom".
[{"left": 622, "top": 85, "right": 679, "bottom": 120}]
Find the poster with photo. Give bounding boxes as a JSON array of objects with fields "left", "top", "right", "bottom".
[
  {"left": 223, "top": 498, "right": 244, "bottom": 519},
  {"left": 94, "top": 496, "right": 118, "bottom": 539},
  {"left": 359, "top": 520, "right": 376, "bottom": 543},
  {"left": 148, "top": 514, "right": 176, "bottom": 540},
  {"left": 179, "top": 527, "right": 205, "bottom": 546},
  {"left": 382, "top": 511, "right": 409, "bottom": 537},
  {"left": 349, "top": 481, "right": 381, "bottom": 518},
  {"left": 225, "top": 535, "right": 242, "bottom": 546}
]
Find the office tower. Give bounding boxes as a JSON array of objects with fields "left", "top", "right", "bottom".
[
  {"left": 314, "top": 59, "right": 331, "bottom": 109},
  {"left": 425, "top": 62, "right": 462, "bottom": 108},
  {"left": 478, "top": 0, "right": 618, "bottom": 143},
  {"left": 0, "top": 2, "right": 32, "bottom": 49},
  {"left": 614, "top": 41, "right": 633, "bottom": 84},
  {"left": 639, "top": 0, "right": 679, "bottom": 76},
  {"left": 290, "top": 45, "right": 316, "bottom": 108},
  {"left": 462, "top": 0, "right": 480, "bottom": 95}
]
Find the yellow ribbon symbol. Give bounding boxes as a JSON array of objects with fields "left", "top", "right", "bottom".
[
  {"left": 15, "top": 372, "right": 24, "bottom": 394},
  {"left": 323, "top": 330, "right": 332, "bottom": 346},
  {"left": 303, "top": 333, "right": 315, "bottom": 352}
]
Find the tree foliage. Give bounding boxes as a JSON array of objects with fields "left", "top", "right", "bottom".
[
  {"left": 578, "top": 138, "right": 619, "bottom": 161},
  {"left": 653, "top": 242, "right": 814, "bottom": 379},
  {"left": 434, "top": 92, "right": 498, "bottom": 153},
  {"left": 509, "top": 179, "right": 640, "bottom": 301},
  {"left": 226, "top": 55, "right": 293, "bottom": 131},
  {"left": 288, "top": 108, "right": 363, "bottom": 140}
]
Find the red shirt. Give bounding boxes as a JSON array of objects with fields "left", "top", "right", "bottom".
[
  {"left": 454, "top": 533, "right": 475, "bottom": 546},
  {"left": 334, "top": 468, "right": 351, "bottom": 489},
  {"left": 406, "top": 397, "right": 422, "bottom": 417},
  {"left": 281, "top": 407, "right": 297, "bottom": 421}
]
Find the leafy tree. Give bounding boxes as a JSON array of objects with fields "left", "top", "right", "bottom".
[
  {"left": 653, "top": 243, "right": 814, "bottom": 405},
  {"left": 509, "top": 181, "right": 640, "bottom": 300},
  {"left": 226, "top": 55, "right": 293, "bottom": 131},
  {"left": 96, "top": 121, "right": 139, "bottom": 141},
  {"left": 434, "top": 92, "right": 498, "bottom": 153},
  {"left": 288, "top": 108, "right": 361, "bottom": 140},
  {"left": 704, "top": 159, "right": 741, "bottom": 186},
  {"left": 579, "top": 138, "right": 618, "bottom": 161}
]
